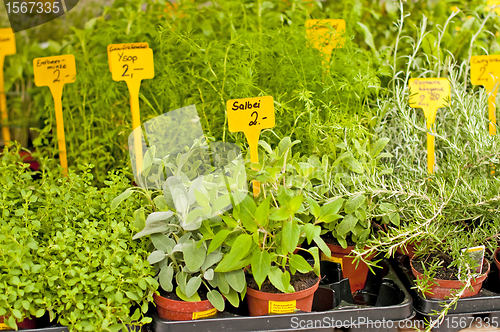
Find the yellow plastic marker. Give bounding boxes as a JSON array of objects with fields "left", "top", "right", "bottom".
[
  {"left": 107, "top": 43, "right": 149, "bottom": 72},
  {"left": 0, "top": 28, "right": 16, "bottom": 145},
  {"left": 471, "top": 55, "right": 500, "bottom": 135},
  {"left": 487, "top": 0, "right": 500, "bottom": 15},
  {"left": 306, "top": 19, "right": 345, "bottom": 64},
  {"left": 409, "top": 78, "right": 451, "bottom": 174},
  {"left": 227, "top": 96, "right": 275, "bottom": 197},
  {"left": 108, "top": 46, "right": 154, "bottom": 173},
  {"left": 33, "top": 55, "right": 77, "bottom": 175}
]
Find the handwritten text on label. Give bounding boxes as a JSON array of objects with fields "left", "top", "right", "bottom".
[
  {"left": 0, "top": 28, "right": 16, "bottom": 56},
  {"left": 33, "top": 55, "right": 76, "bottom": 87}
]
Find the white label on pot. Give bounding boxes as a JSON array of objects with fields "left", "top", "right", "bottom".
[
  {"left": 192, "top": 307, "right": 217, "bottom": 320},
  {"left": 268, "top": 300, "right": 296, "bottom": 314},
  {"left": 461, "top": 245, "right": 485, "bottom": 274}
]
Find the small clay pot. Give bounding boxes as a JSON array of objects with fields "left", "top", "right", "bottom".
[
  {"left": 323, "top": 243, "right": 373, "bottom": 293},
  {"left": 410, "top": 260, "right": 490, "bottom": 299},
  {"left": 153, "top": 293, "right": 217, "bottom": 321},
  {"left": 0, "top": 316, "right": 36, "bottom": 330},
  {"left": 245, "top": 278, "right": 320, "bottom": 316},
  {"left": 396, "top": 243, "right": 418, "bottom": 259}
]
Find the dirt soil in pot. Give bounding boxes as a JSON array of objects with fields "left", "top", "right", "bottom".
[
  {"left": 322, "top": 233, "right": 356, "bottom": 247},
  {"left": 159, "top": 286, "right": 209, "bottom": 301},
  {"left": 246, "top": 270, "right": 319, "bottom": 293},
  {"left": 412, "top": 253, "right": 488, "bottom": 280}
]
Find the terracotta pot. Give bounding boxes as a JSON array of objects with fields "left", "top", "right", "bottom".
[
  {"left": 396, "top": 243, "right": 417, "bottom": 259},
  {"left": 410, "top": 260, "right": 490, "bottom": 299},
  {"left": 322, "top": 243, "right": 373, "bottom": 293},
  {"left": 0, "top": 316, "right": 36, "bottom": 330},
  {"left": 18, "top": 151, "right": 39, "bottom": 171},
  {"left": 246, "top": 278, "right": 319, "bottom": 316},
  {"left": 153, "top": 293, "right": 217, "bottom": 321}
]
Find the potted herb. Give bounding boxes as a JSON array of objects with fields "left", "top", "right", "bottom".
[
  {"left": 116, "top": 141, "right": 248, "bottom": 320},
  {"left": 0, "top": 146, "right": 49, "bottom": 330},
  {"left": 206, "top": 137, "right": 333, "bottom": 316}
]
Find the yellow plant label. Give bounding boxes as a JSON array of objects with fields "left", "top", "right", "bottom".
[
  {"left": 0, "top": 28, "right": 16, "bottom": 56},
  {"left": 320, "top": 253, "right": 343, "bottom": 269},
  {"left": 471, "top": 55, "right": 500, "bottom": 135},
  {"left": 109, "top": 48, "right": 154, "bottom": 83},
  {"left": 0, "top": 28, "right": 15, "bottom": 144},
  {"left": 306, "top": 19, "right": 346, "bottom": 58},
  {"left": 192, "top": 307, "right": 217, "bottom": 320},
  {"left": 107, "top": 43, "right": 149, "bottom": 72},
  {"left": 108, "top": 46, "right": 155, "bottom": 175},
  {"left": 409, "top": 78, "right": 450, "bottom": 124},
  {"left": 33, "top": 55, "right": 77, "bottom": 176},
  {"left": 487, "top": 0, "right": 500, "bottom": 15},
  {"left": 227, "top": 96, "right": 275, "bottom": 134},
  {"left": 268, "top": 300, "right": 296, "bottom": 314},
  {"left": 0, "top": 323, "right": 10, "bottom": 330},
  {"left": 409, "top": 78, "right": 450, "bottom": 174},
  {"left": 33, "top": 55, "right": 77, "bottom": 88},
  {"left": 227, "top": 96, "right": 275, "bottom": 197},
  {"left": 471, "top": 55, "right": 500, "bottom": 91}
]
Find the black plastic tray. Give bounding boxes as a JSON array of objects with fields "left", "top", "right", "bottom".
[
  {"left": 151, "top": 260, "right": 414, "bottom": 332},
  {"left": 394, "top": 255, "right": 500, "bottom": 315}
]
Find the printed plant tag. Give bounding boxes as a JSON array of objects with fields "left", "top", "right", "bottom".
[
  {"left": 306, "top": 19, "right": 346, "bottom": 59},
  {"left": 192, "top": 307, "right": 217, "bottom": 320},
  {"left": 268, "top": 300, "right": 296, "bottom": 314},
  {"left": 461, "top": 246, "right": 485, "bottom": 274}
]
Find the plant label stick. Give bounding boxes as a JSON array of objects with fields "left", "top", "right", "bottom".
[
  {"left": 471, "top": 55, "right": 500, "bottom": 135},
  {"left": 409, "top": 78, "right": 450, "bottom": 174},
  {"left": 227, "top": 96, "right": 275, "bottom": 197},
  {"left": 108, "top": 46, "right": 154, "bottom": 174},
  {"left": 0, "top": 28, "right": 16, "bottom": 145},
  {"left": 306, "top": 19, "right": 345, "bottom": 65},
  {"left": 33, "top": 54, "right": 76, "bottom": 176}
]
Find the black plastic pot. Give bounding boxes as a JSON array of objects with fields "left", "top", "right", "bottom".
[{"left": 151, "top": 259, "right": 414, "bottom": 332}]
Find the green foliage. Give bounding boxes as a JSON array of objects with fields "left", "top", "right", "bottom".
[
  {"left": 0, "top": 145, "right": 156, "bottom": 331},
  {"left": 120, "top": 141, "right": 249, "bottom": 310}
]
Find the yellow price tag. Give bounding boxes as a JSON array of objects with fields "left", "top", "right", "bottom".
[
  {"left": 0, "top": 28, "right": 16, "bottom": 56},
  {"left": 306, "top": 19, "right": 345, "bottom": 62},
  {"left": 471, "top": 55, "right": 500, "bottom": 135},
  {"left": 108, "top": 45, "right": 155, "bottom": 174},
  {"left": 227, "top": 96, "right": 275, "bottom": 196},
  {"left": 487, "top": 0, "right": 500, "bottom": 15},
  {"left": 409, "top": 78, "right": 450, "bottom": 174},
  {"left": 107, "top": 43, "right": 149, "bottom": 72},
  {"left": 0, "top": 28, "right": 16, "bottom": 145},
  {"left": 34, "top": 55, "right": 77, "bottom": 175}
]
